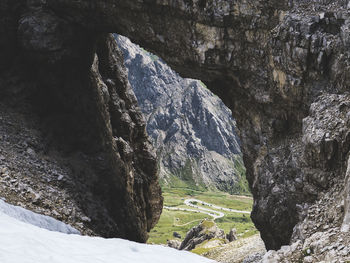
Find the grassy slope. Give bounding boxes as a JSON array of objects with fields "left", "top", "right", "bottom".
[
  {"left": 159, "top": 155, "right": 250, "bottom": 196},
  {"left": 148, "top": 187, "right": 258, "bottom": 244}
]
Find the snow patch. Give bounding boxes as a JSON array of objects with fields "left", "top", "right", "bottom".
[
  {"left": 0, "top": 200, "right": 217, "bottom": 263},
  {"left": 0, "top": 199, "right": 79, "bottom": 234}
]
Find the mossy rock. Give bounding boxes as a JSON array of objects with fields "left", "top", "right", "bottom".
[
  {"left": 191, "top": 238, "right": 227, "bottom": 255},
  {"left": 201, "top": 220, "right": 215, "bottom": 229}
]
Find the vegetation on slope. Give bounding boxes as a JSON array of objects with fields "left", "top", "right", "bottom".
[
  {"left": 148, "top": 187, "right": 257, "bottom": 244},
  {"left": 159, "top": 155, "right": 250, "bottom": 195}
]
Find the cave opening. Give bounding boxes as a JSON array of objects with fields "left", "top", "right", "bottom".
[
  {"left": 1, "top": 1, "right": 350, "bottom": 262},
  {"left": 115, "top": 35, "right": 262, "bottom": 256}
]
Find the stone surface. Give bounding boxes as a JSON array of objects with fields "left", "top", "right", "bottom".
[
  {"left": 173, "top": 232, "right": 182, "bottom": 239},
  {"left": 179, "top": 220, "right": 226, "bottom": 251},
  {"left": 0, "top": 2, "right": 162, "bottom": 242},
  {"left": 1, "top": 0, "right": 350, "bottom": 260},
  {"left": 116, "top": 35, "right": 246, "bottom": 194},
  {"left": 243, "top": 252, "right": 265, "bottom": 263},
  {"left": 97, "top": 1, "right": 350, "bottom": 253},
  {"left": 226, "top": 228, "right": 237, "bottom": 242},
  {"left": 341, "top": 156, "right": 350, "bottom": 232},
  {"left": 167, "top": 239, "right": 182, "bottom": 249},
  {"left": 206, "top": 234, "right": 266, "bottom": 263}
]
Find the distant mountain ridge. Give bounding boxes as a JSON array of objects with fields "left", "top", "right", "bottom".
[{"left": 116, "top": 35, "right": 249, "bottom": 195}]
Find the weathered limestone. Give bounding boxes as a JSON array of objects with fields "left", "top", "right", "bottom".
[{"left": 1, "top": 1, "right": 350, "bottom": 258}]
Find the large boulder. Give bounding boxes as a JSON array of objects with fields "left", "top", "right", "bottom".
[
  {"left": 167, "top": 240, "right": 182, "bottom": 250},
  {"left": 180, "top": 220, "right": 227, "bottom": 251},
  {"left": 227, "top": 228, "right": 238, "bottom": 242}
]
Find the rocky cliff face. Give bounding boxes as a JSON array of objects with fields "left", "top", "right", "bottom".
[
  {"left": 1, "top": 0, "right": 350, "bottom": 260},
  {"left": 116, "top": 35, "right": 247, "bottom": 194},
  {"left": 0, "top": 1, "right": 162, "bottom": 242}
]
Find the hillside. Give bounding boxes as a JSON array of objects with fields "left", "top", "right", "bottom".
[{"left": 116, "top": 35, "right": 248, "bottom": 194}]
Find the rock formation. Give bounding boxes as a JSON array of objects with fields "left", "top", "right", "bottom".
[
  {"left": 167, "top": 239, "right": 182, "bottom": 250},
  {"left": 226, "top": 228, "right": 237, "bottom": 242},
  {"left": 0, "top": 1, "right": 162, "bottom": 242},
  {"left": 179, "top": 220, "right": 227, "bottom": 251},
  {"left": 205, "top": 235, "right": 266, "bottom": 263},
  {"left": 1, "top": 0, "right": 350, "bottom": 260},
  {"left": 116, "top": 35, "right": 246, "bottom": 194}
]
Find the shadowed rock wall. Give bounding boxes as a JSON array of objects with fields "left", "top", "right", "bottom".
[{"left": 0, "top": 1, "right": 162, "bottom": 242}]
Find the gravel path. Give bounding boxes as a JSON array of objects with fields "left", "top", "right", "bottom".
[{"left": 185, "top": 198, "right": 251, "bottom": 215}]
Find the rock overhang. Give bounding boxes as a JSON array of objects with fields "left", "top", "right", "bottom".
[{"left": 1, "top": 0, "right": 350, "bottom": 255}]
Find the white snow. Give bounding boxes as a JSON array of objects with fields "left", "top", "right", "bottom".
[
  {"left": 0, "top": 199, "right": 80, "bottom": 234},
  {"left": 0, "top": 200, "right": 217, "bottom": 263}
]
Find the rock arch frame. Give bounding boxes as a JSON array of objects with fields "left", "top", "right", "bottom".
[{"left": 1, "top": 0, "right": 350, "bottom": 251}]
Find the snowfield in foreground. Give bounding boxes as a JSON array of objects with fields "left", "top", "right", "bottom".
[
  {"left": 0, "top": 199, "right": 80, "bottom": 234},
  {"left": 0, "top": 200, "right": 216, "bottom": 263}
]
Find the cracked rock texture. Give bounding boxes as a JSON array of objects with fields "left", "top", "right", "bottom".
[
  {"left": 179, "top": 220, "right": 226, "bottom": 251},
  {"left": 1, "top": 0, "right": 350, "bottom": 260},
  {"left": 116, "top": 35, "right": 247, "bottom": 194},
  {"left": 0, "top": 1, "right": 162, "bottom": 242}
]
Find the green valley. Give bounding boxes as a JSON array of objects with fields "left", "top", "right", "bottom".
[{"left": 148, "top": 187, "right": 258, "bottom": 244}]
